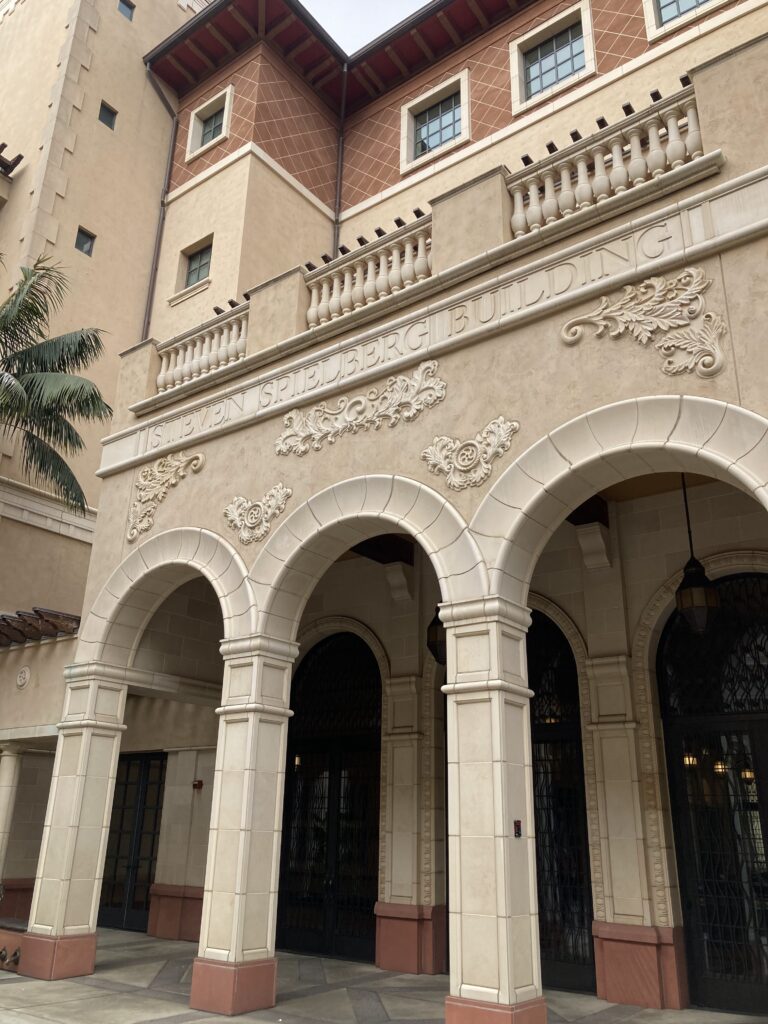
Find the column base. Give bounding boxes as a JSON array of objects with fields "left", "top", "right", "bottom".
[
  {"left": 445, "top": 995, "right": 547, "bottom": 1023},
  {"left": 189, "top": 956, "right": 277, "bottom": 1016},
  {"left": 19, "top": 932, "right": 96, "bottom": 980},
  {"left": 375, "top": 902, "right": 447, "bottom": 974},
  {"left": 593, "top": 921, "right": 689, "bottom": 1009},
  {"left": 147, "top": 883, "right": 203, "bottom": 942}
]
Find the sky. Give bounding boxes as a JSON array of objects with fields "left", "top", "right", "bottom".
[{"left": 299, "top": 0, "right": 427, "bottom": 54}]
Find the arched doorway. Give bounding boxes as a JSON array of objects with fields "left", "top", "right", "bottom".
[
  {"left": 658, "top": 572, "right": 768, "bottom": 1014},
  {"left": 527, "top": 610, "right": 595, "bottom": 991},
  {"left": 277, "top": 632, "right": 382, "bottom": 961}
]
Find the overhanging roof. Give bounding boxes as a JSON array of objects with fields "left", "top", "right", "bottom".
[{"left": 145, "top": 0, "right": 526, "bottom": 113}]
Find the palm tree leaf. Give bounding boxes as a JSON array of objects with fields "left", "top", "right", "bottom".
[
  {"left": 19, "top": 430, "right": 87, "bottom": 512},
  {"left": 17, "top": 372, "right": 112, "bottom": 421},
  {"left": 6, "top": 409, "right": 85, "bottom": 455},
  {"left": 3, "top": 328, "right": 105, "bottom": 375},
  {"left": 0, "top": 258, "right": 68, "bottom": 357},
  {"left": 0, "top": 369, "right": 27, "bottom": 407}
]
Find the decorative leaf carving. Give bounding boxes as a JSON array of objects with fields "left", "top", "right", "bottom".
[
  {"left": 275, "top": 360, "right": 447, "bottom": 456},
  {"left": 223, "top": 484, "right": 292, "bottom": 545},
  {"left": 421, "top": 416, "right": 520, "bottom": 491},
  {"left": 561, "top": 267, "right": 726, "bottom": 378},
  {"left": 127, "top": 451, "right": 204, "bottom": 542}
]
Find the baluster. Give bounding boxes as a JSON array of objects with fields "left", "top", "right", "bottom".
[
  {"left": 307, "top": 282, "right": 320, "bottom": 328},
  {"left": 375, "top": 250, "right": 390, "bottom": 298},
  {"left": 574, "top": 155, "right": 593, "bottom": 209},
  {"left": 208, "top": 328, "right": 221, "bottom": 372},
  {"left": 388, "top": 243, "right": 403, "bottom": 293},
  {"left": 318, "top": 278, "right": 331, "bottom": 323},
  {"left": 683, "top": 97, "right": 703, "bottom": 159},
  {"left": 556, "top": 163, "right": 576, "bottom": 217},
  {"left": 190, "top": 335, "right": 203, "bottom": 379},
  {"left": 510, "top": 184, "right": 528, "bottom": 237},
  {"left": 156, "top": 351, "right": 169, "bottom": 392},
  {"left": 646, "top": 115, "right": 667, "bottom": 178},
  {"left": 329, "top": 271, "right": 343, "bottom": 319},
  {"left": 364, "top": 255, "right": 378, "bottom": 303},
  {"left": 609, "top": 135, "right": 629, "bottom": 194},
  {"left": 172, "top": 347, "right": 184, "bottom": 388},
  {"left": 627, "top": 126, "right": 648, "bottom": 186},
  {"left": 591, "top": 145, "right": 611, "bottom": 202},
  {"left": 526, "top": 177, "right": 543, "bottom": 231},
  {"left": 665, "top": 107, "right": 687, "bottom": 169},
  {"left": 227, "top": 317, "right": 239, "bottom": 363},
  {"left": 340, "top": 267, "right": 354, "bottom": 315},
  {"left": 236, "top": 314, "right": 247, "bottom": 360},
  {"left": 200, "top": 331, "right": 212, "bottom": 376},
  {"left": 401, "top": 238, "right": 416, "bottom": 287},
  {"left": 414, "top": 230, "right": 430, "bottom": 281},
  {"left": 541, "top": 169, "right": 559, "bottom": 224},
  {"left": 352, "top": 262, "right": 365, "bottom": 308},
  {"left": 216, "top": 324, "right": 229, "bottom": 368}
]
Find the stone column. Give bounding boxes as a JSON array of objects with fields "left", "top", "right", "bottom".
[
  {"left": 0, "top": 745, "right": 22, "bottom": 885},
  {"left": 442, "top": 598, "right": 546, "bottom": 1024},
  {"left": 189, "top": 634, "right": 298, "bottom": 1017},
  {"left": 21, "top": 669, "right": 127, "bottom": 980}
]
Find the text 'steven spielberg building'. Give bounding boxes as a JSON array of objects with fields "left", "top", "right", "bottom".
[{"left": 1, "top": 0, "right": 768, "bottom": 1018}]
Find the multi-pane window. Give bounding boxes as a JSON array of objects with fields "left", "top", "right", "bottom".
[
  {"left": 117, "top": 0, "right": 134, "bottom": 20},
  {"left": 657, "top": 0, "right": 709, "bottom": 24},
  {"left": 413, "top": 91, "right": 461, "bottom": 159},
  {"left": 75, "top": 227, "right": 96, "bottom": 257},
  {"left": 200, "top": 107, "right": 225, "bottom": 147},
  {"left": 523, "top": 22, "right": 585, "bottom": 100},
  {"left": 99, "top": 101, "right": 117, "bottom": 130},
  {"left": 185, "top": 244, "right": 212, "bottom": 288}
]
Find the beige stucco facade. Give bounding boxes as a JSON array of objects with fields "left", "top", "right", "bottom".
[{"left": 3, "top": 0, "right": 768, "bottom": 1021}]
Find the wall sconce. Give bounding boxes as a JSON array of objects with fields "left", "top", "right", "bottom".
[
  {"left": 713, "top": 759, "right": 729, "bottom": 775},
  {"left": 294, "top": 755, "right": 302, "bottom": 771},
  {"left": 741, "top": 766, "right": 756, "bottom": 782},
  {"left": 192, "top": 779, "right": 204, "bottom": 790},
  {"left": 683, "top": 752, "right": 698, "bottom": 767}
]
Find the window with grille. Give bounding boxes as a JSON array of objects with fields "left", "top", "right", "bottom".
[
  {"left": 200, "top": 107, "right": 224, "bottom": 147},
  {"left": 657, "top": 0, "right": 709, "bottom": 24},
  {"left": 185, "top": 244, "right": 212, "bottom": 288},
  {"left": 523, "top": 22, "right": 585, "bottom": 100},
  {"left": 413, "top": 91, "right": 461, "bottom": 159}
]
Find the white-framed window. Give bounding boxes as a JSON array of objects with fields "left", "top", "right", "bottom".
[
  {"left": 510, "top": 1, "right": 596, "bottom": 115},
  {"left": 641, "top": 0, "right": 724, "bottom": 40},
  {"left": 169, "top": 235, "right": 214, "bottom": 305},
  {"left": 185, "top": 84, "right": 234, "bottom": 162},
  {"left": 400, "top": 69, "right": 470, "bottom": 174}
]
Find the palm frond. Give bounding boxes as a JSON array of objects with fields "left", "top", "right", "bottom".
[
  {"left": 3, "top": 328, "right": 105, "bottom": 375},
  {"left": 19, "top": 429, "right": 87, "bottom": 512},
  {"left": 0, "top": 258, "right": 69, "bottom": 356},
  {"left": 17, "top": 372, "right": 112, "bottom": 421},
  {"left": 6, "top": 409, "right": 85, "bottom": 455}
]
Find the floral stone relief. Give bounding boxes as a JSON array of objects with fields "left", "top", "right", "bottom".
[
  {"left": 127, "top": 451, "right": 205, "bottom": 542},
  {"left": 275, "top": 359, "right": 446, "bottom": 456},
  {"left": 561, "top": 266, "right": 726, "bottom": 378},
  {"left": 422, "top": 416, "right": 520, "bottom": 490},
  {"left": 223, "top": 484, "right": 292, "bottom": 544}
]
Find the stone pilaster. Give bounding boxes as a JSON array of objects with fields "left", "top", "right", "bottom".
[{"left": 0, "top": 744, "right": 22, "bottom": 883}]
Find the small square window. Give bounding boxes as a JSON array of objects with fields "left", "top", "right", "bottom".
[
  {"left": 185, "top": 244, "right": 212, "bottom": 288},
  {"left": 200, "top": 107, "right": 225, "bottom": 147},
  {"left": 117, "top": 0, "right": 134, "bottom": 19},
  {"left": 413, "top": 91, "right": 461, "bottom": 159},
  {"left": 98, "top": 101, "right": 117, "bottom": 130},
  {"left": 523, "top": 22, "right": 585, "bottom": 100},
  {"left": 75, "top": 227, "right": 96, "bottom": 257}
]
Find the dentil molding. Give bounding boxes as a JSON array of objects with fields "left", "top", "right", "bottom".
[
  {"left": 275, "top": 360, "right": 446, "bottom": 456},
  {"left": 561, "top": 266, "right": 726, "bottom": 377},
  {"left": 126, "top": 451, "right": 205, "bottom": 542},
  {"left": 223, "top": 484, "right": 292, "bottom": 544},
  {"left": 421, "top": 416, "right": 520, "bottom": 490}
]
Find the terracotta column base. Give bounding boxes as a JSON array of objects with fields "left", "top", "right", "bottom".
[
  {"left": 593, "top": 921, "right": 689, "bottom": 1009},
  {"left": 445, "top": 995, "right": 547, "bottom": 1023},
  {"left": 189, "top": 956, "right": 277, "bottom": 1016},
  {"left": 19, "top": 932, "right": 96, "bottom": 980},
  {"left": 375, "top": 901, "right": 447, "bottom": 974}
]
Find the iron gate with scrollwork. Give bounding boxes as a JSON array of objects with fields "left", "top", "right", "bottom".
[
  {"left": 277, "top": 632, "right": 381, "bottom": 961},
  {"left": 527, "top": 610, "right": 596, "bottom": 991},
  {"left": 658, "top": 572, "right": 768, "bottom": 1014}
]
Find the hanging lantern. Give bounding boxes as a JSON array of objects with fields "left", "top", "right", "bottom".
[
  {"left": 426, "top": 607, "right": 447, "bottom": 666},
  {"left": 682, "top": 752, "right": 698, "bottom": 767},
  {"left": 674, "top": 475, "right": 719, "bottom": 634},
  {"left": 713, "top": 759, "right": 729, "bottom": 775}
]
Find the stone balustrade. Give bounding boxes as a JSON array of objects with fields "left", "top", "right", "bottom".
[
  {"left": 507, "top": 87, "right": 703, "bottom": 237},
  {"left": 156, "top": 305, "right": 248, "bottom": 393},
  {"left": 305, "top": 217, "right": 432, "bottom": 329}
]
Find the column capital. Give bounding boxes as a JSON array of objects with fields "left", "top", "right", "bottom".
[
  {"left": 438, "top": 596, "right": 531, "bottom": 632},
  {"left": 219, "top": 633, "right": 299, "bottom": 664}
]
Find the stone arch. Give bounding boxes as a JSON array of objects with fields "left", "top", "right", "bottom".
[
  {"left": 630, "top": 549, "right": 768, "bottom": 931},
  {"left": 296, "top": 615, "right": 391, "bottom": 682},
  {"left": 473, "top": 396, "right": 768, "bottom": 603},
  {"left": 528, "top": 593, "right": 607, "bottom": 924},
  {"left": 75, "top": 527, "right": 257, "bottom": 667},
  {"left": 250, "top": 475, "right": 488, "bottom": 641}
]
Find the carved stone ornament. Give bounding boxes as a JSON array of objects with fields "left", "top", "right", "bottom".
[
  {"left": 127, "top": 451, "right": 205, "bottom": 542},
  {"left": 223, "top": 484, "right": 292, "bottom": 545},
  {"left": 561, "top": 266, "right": 726, "bottom": 378},
  {"left": 275, "top": 360, "right": 447, "bottom": 456},
  {"left": 421, "top": 416, "right": 520, "bottom": 490}
]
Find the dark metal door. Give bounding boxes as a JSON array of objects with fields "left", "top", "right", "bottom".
[
  {"left": 277, "top": 633, "right": 381, "bottom": 961},
  {"left": 658, "top": 574, "right": 768, "bottom": 1014},
  {"left": 99, "top": 752, "right": 166, "bottom": 931},
  {"left": 528, "top": 611, "right": 596, "bottom": 991}
]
